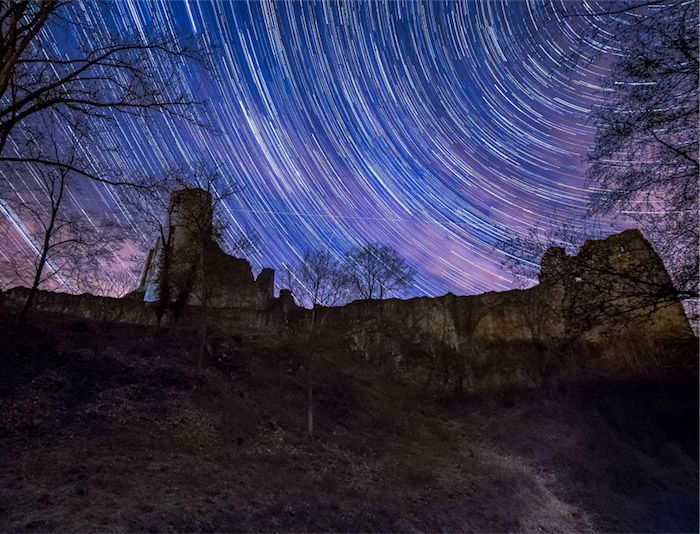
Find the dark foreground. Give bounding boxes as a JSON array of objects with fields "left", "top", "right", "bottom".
[{"left": 1, "top": 312, "right": 698, "bottom": 533}]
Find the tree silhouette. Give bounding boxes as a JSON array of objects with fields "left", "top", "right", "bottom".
[
  {"left": 345, "top": 243, "right": 415, "bottom": 300},
  {"left": 0, "top": 1, "right": 210, "bottom": 322},
  {"left": 284, "top": 248, "right": 352, "bottom": 438},
  {"left": 0, "top": 1, "right": 205, "bottom": 182},
  {"left": 556, "top": 0, "right": 699, "bottom": 307},
  {"left": 0, "top": 126, "right": 125, "bottom": 324},
  {"left": 285, "top": 249, "right": 351, "bottom": 309}
]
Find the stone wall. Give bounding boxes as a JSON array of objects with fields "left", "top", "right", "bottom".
[
  {"left": 298, "top": 230, "right": 695, "bottom": 395},
  {"left": 2, "top": 229, "right": 695, "bottom": 397},
  {"left": 134, "top": 187, "right": 275, "bottom": 310},
  {"left": 0, "top": 287, "right": 293, "bottom": 337},
  {"left": 201, "top": 244, "right": 275, "bottom": 309}
]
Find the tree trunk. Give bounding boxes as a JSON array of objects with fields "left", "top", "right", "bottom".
[
  {"left": 196, "top": 240, "right": 208, "bottom": 378},
  {"left": 197, "top": 322, "right": 208, "bottom": 378},
  {"left": 18, "top": 278, "right": 39, "bottom": 326},
  {"left": 154, "top": 240, "right": 172, "bottom": 332},
  {"left": 307, "top": 306, "right": 317, "bottom": 439},
  {"left": 18, "top": 228, "right": 52, "bottom": 326},
  {"left": 307, "top": 357, "right": 314, "bottom": 438}
]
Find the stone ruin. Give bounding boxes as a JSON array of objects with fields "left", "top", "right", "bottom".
[
  {"left": 314, "top": 229, "right": 695, "bottom": 394},
  {"left": 132, "top": 188, "right": 287, "bottom": 312},
  {"left": 1, "top": 189, "right": 695, "bottom": 395},
  {"left": 316, "top": 229, "right": 693, "bottom": 350},
  {"left": 537, "top": 228, "right": 692, "bottom": 342}
]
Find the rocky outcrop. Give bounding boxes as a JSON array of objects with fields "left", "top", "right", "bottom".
[
  {"left": 537, "top": 229, "right": 692, "bottom": 342},
  {"left": 307, "top": 230, "right": 695, "bottom": 395},
  {"left": 317, "top": 230, "right": 692, "bottom": 350},
  {"left": 2, "top": 229, "right": 694, "bottom": 397}
]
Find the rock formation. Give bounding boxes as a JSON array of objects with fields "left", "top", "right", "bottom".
[
  {"left": 538, "top": 229, "right": 692, "bottom": 341},
  {"left": 309, "top": 229, "right": 694, "bottom": 394},
  {"left": 2, "top": 194, "right": 695, "bottom": 396}
]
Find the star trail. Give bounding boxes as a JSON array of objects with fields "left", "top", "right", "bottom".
[{"left": 1, "top": 0, "right": 628, "bottom": 298}]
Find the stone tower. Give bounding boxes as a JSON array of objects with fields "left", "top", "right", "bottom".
[
  {"left": 136, "top": 188, "right": 276, "bottom": 310},
  {"left": 169, "top": 188, "right": 214, "bottom": 259},
  {"left": 138, "top": 187, "right": 213, "bottom": 303}
]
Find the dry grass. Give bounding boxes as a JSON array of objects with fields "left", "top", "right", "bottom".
[{"left": 0, "top": 312, "right": 697, "bottom": 532}]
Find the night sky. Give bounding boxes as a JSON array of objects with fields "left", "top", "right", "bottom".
[{"left": 3, "top": 1, "right": 628, "bottom": 298}]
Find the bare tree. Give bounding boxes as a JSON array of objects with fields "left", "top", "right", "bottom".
[
  {"left": 119, "top": 168, "right": 191, "bottom": 328},
  {"left": 0, "top": 1, "right": 205, "bottom": 174},
  {"left": 585, "top": 1, "right": 698, "bottom": 303},
  {"left": 287, "top": 249, "right": 351, "bottom": 310},
  {"left": 175, "top": 166, "right": 238, "bottom": 378},
  {"left": 286, "top": 243, "right": 413, "bottom": 436},
  {"left": 0, "top": 1, "right": 210, "bottom": 323},
  {"left": 0, "top": 133, "right": 125, "bottom": 323},
  {"left": 345, "top": 243, "right": 415, "bottom": 301},
  {"left": 546, "top": 0, "right": 699, "bottom": 309},
  {"left": 497, "top": 1, "right": 699, "bottom": 328},
  {"left": 90, "top": 269, "right": 138, "bottom": 298},
  {"left": 123, "top": 163, "right": 239, "bottom": 375},
  {"left": 284, "top": 248, "right": 352, "bottom": 438}
]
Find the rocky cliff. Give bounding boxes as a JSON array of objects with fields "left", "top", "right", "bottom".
[
  {"left": 301, "top": 230, "right": 695, "bottom": 396},
  {"left": 2, "top": 229, "right": 695, "bottom": 397}
]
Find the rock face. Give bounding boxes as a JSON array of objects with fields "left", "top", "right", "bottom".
[
  {"left": 320, "top": 230, "right": 691, "bottom": 341},
  {"left": 538, "top": 229, "right": 693, "bottom": 342},
  {"left": 307, "top": 230, "right": 695, "bottom": 395},
  {"left": 2, "top": 228, "right": 695, "bottom": 396}
]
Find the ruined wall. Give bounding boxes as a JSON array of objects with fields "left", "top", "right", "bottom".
[
  {"left": 2, "top": 288, "right": 157, "bottom": 326},
  {"left": 135, "top": 188, "right": 275, "bottom": 310},
  {"left": 303, "top": 230, "right": 695, "bottom": 395},
  {"left": 2, "top": 229, "right": 694, "bottom": 397},
  {"left": 0, "top": 287, "right": 293, "bottom": 337},
  {"left": 313, "top": 231, "right": 692, "bottom": 352},
  {"left": 540, "top": 229, "right": 693, "bottom": 342},
  {"left": 199, "top": 243, "right": 274, "bottom": 309}
]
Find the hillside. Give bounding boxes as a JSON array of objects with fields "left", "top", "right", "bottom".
[{"left": 1, "top": 311, "right": 698, "bottom": 533}]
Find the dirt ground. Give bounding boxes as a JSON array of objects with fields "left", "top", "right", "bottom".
[{"left": 1, "top": 313, "right": 697, "bottom": 532}]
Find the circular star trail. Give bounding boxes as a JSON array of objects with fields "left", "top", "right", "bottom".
[{"left": 3, "top": 0, "right": 629, "bottom": 298}]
